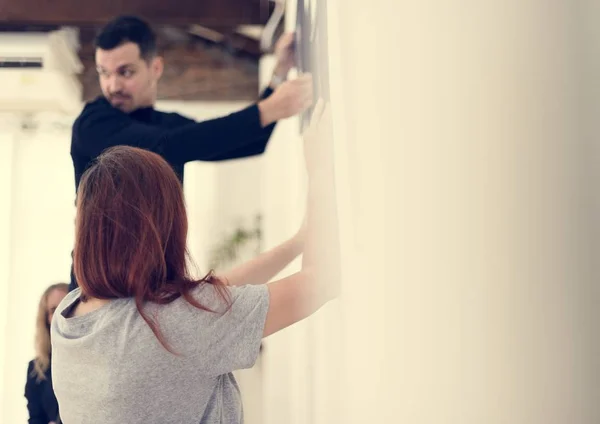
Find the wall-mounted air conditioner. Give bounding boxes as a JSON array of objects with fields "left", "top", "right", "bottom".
[{"left": 0, "top": 28, "right": 83, "bottom": 114}]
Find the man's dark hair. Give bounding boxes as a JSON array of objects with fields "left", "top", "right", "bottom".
[{"left": 95, "top": 16, "right": 157, "bottom": 61}]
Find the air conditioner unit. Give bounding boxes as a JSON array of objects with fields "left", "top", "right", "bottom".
[{"left": 0, "top": 28, "right": 84, "bottom": 114}]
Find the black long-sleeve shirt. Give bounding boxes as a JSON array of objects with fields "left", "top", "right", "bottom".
[
  {"left": 70, "top": 87, "right": 276, "bottom": 190},
  {"left": 25, "top": 360, "right": 60, "bottom": 424},
  {"left": 68, "top": 88, "right": 277, "bottom": 291}
]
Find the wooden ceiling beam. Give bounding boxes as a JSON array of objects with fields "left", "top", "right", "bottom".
[
  {"left": 77, "top": 31, "right": 260, "bottom": 102},
  {"left": 0, "top": 0, "right": 270, "bottom": 26}
]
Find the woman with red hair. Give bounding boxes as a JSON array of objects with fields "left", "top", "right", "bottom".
[{"left": 50, "top": 103, "right": 338, "bottom": 423}]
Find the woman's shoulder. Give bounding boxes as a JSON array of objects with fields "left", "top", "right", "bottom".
[{"left": 55, "top": 288, "right": 82, "bottom": 316}]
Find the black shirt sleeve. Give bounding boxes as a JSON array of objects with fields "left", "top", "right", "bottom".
[
  {"left": 24, "top": 361, "right": 49, "bottom": 424},
  {"left": 71, "top": 87, "right": 278, "bottom": 189},
  {"left": 203, "top": 87, "right": 277, "bottom": 161}
]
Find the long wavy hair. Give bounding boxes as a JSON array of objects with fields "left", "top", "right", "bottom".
[
  {"left": 73, "top": 146, "right": 230, "bottom": 353},
  {"left": 32, "top": 283, "right": 68, "bottom": 382}
]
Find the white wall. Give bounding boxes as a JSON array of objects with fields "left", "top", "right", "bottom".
[
  {"left": 0, "top": 121, "right": 17, "bottom": 423},
  {"left": 332, "top": 1, "right": 598, "bottom": 423},
  {"left": 258, "top": 53, "right": 313, "bottom": 424},
  {"left": 260, "top": 1, "right": 600, "bottom": 423},
  {"left": 255, "top": 3, "right": 352, "bottom": 423},
  {"left": 0, "top": 118, "right": 77, "bottom": 424}
]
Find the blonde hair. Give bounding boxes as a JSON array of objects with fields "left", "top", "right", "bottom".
[{"left": 31, "top": 283, "right": 69, "bottom": 382}]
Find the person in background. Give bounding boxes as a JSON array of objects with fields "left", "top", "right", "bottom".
[
  {"left": 68, "top": 15, "right": 312, "bottom": 291},
  {"left": 25, "top": 283, "right": 68, "bottom": 424},
  {"left": 51, "top": 101, "right": 338, "bottom": 423}
]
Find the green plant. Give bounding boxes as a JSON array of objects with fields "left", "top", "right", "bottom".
[{"left": 208, "top": 214, "right": 262, "bottom": 270}]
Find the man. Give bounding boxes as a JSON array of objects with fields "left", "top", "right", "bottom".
[{"left": 69, "top": 15, "right": 312, "bottom": 290}]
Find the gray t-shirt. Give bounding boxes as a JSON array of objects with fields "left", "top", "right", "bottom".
[{"left": 51, "top": 283, "right": 269, "bottom": 424}]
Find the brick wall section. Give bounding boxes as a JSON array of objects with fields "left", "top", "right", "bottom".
[{"left": 78, "top": 28, "right": 260, "bottom": 102}]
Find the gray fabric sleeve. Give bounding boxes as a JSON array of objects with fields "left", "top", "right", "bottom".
[{"left": 178, "top": 283, "right": 270, "bottom": 376}]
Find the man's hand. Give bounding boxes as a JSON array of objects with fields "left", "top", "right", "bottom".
[
  {"left": 258, "top": 74, "right": 313, "bottom": 127},
  {"left": 273, "top": 32, "right": 296, "bottom": 80}
]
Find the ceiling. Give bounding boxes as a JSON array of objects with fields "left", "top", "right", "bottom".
[
  {"left": 0, "top": 0, "right": 284, "bottom": 101},
  {"left": 0, "top": 0, "right": 271, "bottom": 26}
]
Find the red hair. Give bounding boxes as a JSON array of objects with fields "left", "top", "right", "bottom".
[{"left": 73, "top": 146, "right": 230, "bottom": 352}]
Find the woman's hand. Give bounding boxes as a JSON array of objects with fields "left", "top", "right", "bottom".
[
  {"left": 290, "top": 214, "right": 307, "bottom": 253},
  {"left": 303, "top": 99, "right": 334, "bottom": 174}
]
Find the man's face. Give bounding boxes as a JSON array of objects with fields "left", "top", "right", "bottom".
[{"left": 95, "top": 42, "right": 163, "bottom": 113}]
